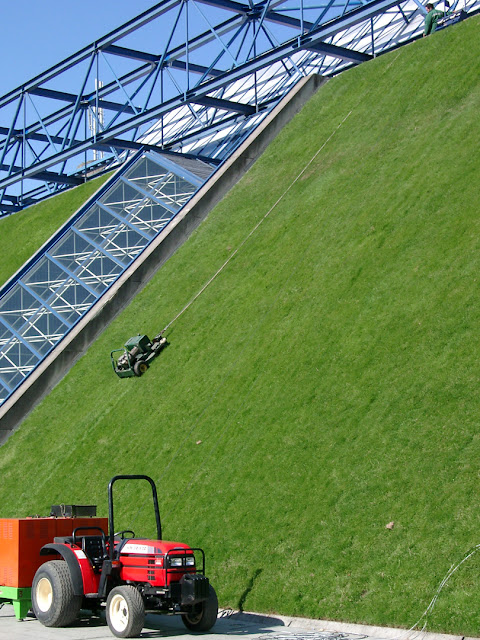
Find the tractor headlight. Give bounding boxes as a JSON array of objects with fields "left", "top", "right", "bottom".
[
  {"left": 185, "top": 556, "right": 195, "bottom": 567},
  {"left": 170, "top": 557, "right": 183, "bottom": 567}
]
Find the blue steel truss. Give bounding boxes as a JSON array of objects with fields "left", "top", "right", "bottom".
[{"left": 0, "top": 0, "right": 477, "bottom": 217}]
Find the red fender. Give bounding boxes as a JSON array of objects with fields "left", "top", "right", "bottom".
[{"left": 40, "top": 543, "right": 100, "bottom": 596}]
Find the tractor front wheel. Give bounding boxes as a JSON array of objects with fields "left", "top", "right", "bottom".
[
  {"left": 32, "top": 560, "right": 82, "bottom": 627},
  {"left": 106, "top": 585, "right": 145, "bottom": 638},
  {"left": 182, "top": 584, "right": 218, "bottom": 632}
]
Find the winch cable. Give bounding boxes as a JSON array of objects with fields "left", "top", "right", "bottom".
[
  {"left": 398, "top": 542, "right": 480, "bottom": 640},
  {"left": 159, "top": 48, "right": 404, "bottom": 338},
  {"left": 159, "top": 108, "right": 353, "bottom": 337}
]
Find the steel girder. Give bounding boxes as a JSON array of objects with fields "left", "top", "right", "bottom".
[{"left": 0, "top": 0, "right": 478, "bottom": 216}]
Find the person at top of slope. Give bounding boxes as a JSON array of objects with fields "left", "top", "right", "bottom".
[{"left": 424, "top": 2, "right": 446, "bottom": 35}]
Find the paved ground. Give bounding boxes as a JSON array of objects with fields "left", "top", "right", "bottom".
[{"left": 0, "top": 603, "right": 475, "bottom": 640}]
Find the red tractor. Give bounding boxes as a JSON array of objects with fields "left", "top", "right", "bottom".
[{"left": 31, "top": 475, "right": 218, "bottom": 638}]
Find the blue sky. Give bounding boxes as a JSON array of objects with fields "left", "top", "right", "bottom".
[{"left": 0, "top": 1, "right": 157, "bottom": 96}]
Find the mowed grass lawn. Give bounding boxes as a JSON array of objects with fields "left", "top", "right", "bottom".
[{"left": 1, "top": 15, "right": 480, "bottom": 635}]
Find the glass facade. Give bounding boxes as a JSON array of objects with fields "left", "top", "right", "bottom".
[{"left": 0, "top": 151, "right": 213, "bottom": 405}]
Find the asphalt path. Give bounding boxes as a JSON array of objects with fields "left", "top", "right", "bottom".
[
  {"left": 0, "top": 604, "right": 370, "bottom": 640},
  {"left": 0, "top": 603, "right": 473, "bottom": 640}
]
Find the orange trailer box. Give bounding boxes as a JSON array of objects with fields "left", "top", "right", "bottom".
[{"left": 0, "top": 517, "right": 108, "bottom": 588}]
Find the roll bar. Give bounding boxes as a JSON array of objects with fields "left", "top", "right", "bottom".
[{"left": 108, "top": 474, "right": 162, "bottom": 560}]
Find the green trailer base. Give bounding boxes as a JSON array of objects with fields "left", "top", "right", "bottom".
[{"left": 0, "top": 585, "right": 32, "bottom": 620}]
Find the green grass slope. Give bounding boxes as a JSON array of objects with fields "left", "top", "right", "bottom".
[
  {"left": 1, "top": 16, "right": 480, "bottom": 635},
  {"left": 0, "top": 173, "right": 111, "bottom": 287}
]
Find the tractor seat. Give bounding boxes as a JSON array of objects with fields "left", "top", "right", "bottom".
[
  {"left": 81, "top": 535, "right": 108, "bottom": 570},
  {"left": 54, "top": 536, "right": 74, "bottom": 544}
]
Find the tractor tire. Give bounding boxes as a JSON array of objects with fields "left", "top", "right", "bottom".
[
  {"left": 181, "top": 584, "right": 218, "bottom": 632},
  {"left": 31, "top": 560, "right": 82, "bottom": 627},
  {"left": 133, "top": 361, "right": 148, "bottom": 377},
  {"left": 106, "top": 585, "right": 145, "bottom": 638}
]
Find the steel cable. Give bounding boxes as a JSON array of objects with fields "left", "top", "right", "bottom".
[{"left": 160, "top": 110, "right": 353, "bottom": 336}]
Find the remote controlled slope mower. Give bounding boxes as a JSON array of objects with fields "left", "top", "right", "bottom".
[
  {"left": 31, "top": 475, "right": 218, "bottom": 638},
  {"left": 111, "top": 334, "right": 167, "bottom": 378}
]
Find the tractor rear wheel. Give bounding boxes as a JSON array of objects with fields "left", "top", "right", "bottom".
[
  {"left": 32, "top": 560, "right": 81, "bottom": 627},
  {"left": 106, "top": 585, "right": 145, "bottom": 638},
  {"left": 181, "top": 584, "right": 218, "bottom": 632}
]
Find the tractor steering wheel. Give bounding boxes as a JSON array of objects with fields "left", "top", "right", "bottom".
[{"left": 114, "top": 530, "right": 135, "bottom": 539}]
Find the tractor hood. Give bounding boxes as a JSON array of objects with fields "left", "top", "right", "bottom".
[{"left": 120, "top": 539, "right": 192, "bottom": 555}]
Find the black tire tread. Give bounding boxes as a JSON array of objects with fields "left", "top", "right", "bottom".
[
  {"left": 32, "top": 560, "right": 81, "bottom": 627},
  {"left": 106, "top": 585, "right": 145, "bottom": 638},
  {"left": 182, "top": 584, "right": 218, "bottom": 632}
]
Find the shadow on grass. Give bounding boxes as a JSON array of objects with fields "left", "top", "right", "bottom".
[{"left": 238, "top": 568, "right": 263, "bottom": 612}]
